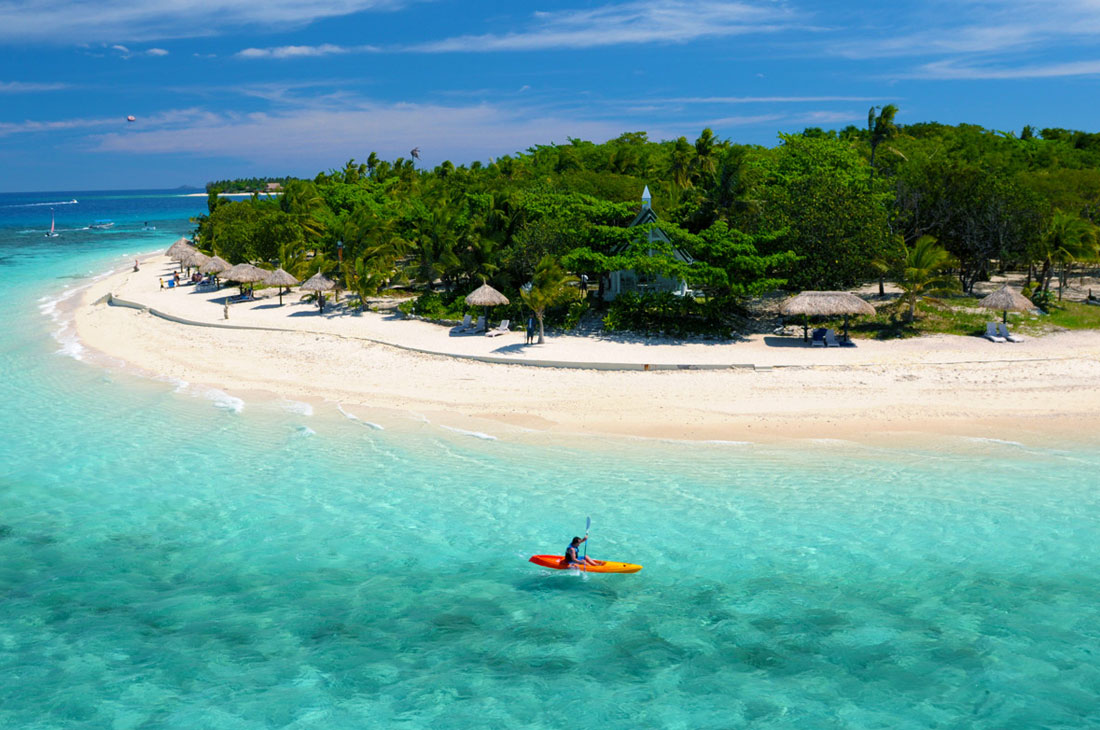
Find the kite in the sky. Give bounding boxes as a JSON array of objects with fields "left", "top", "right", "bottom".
[{"left": 126, "top": 115, "right": 136, "bottom": 122}]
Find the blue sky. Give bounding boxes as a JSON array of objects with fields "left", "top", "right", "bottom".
[{"left": 2, "top": 0, "right": 1098, "bottom": 191}]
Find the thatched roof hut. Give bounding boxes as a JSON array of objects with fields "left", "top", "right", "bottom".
[
  {"left": 200, "top": 255, "right": 230, "bottom": 275},
  {"left": 779, "top": 291, "right": 876, "bottom": 317},
  {"left": 221, "top": 263, "right": 269, "bottom": 283},
  {"left": 300, "top": 272, "right": 335, "bottom": 292},
  {"left": 465, "top": 283, "right": 509, "bottom": 307},
  {"left": 979, "top": 285, "right": 1033, "bottom": 323},
  {"left": 780, "top": 291, "right": 875, "bottom": 343}
]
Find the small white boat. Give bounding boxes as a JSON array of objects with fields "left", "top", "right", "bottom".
[
  {"left": 142, "top": 221, "right": 156, "bottom": 230},
  {"left": 44, "top": 209, "right": 60, "bottom": 238},
  {"left": 89, "top": 219, "right": 114, "bottom": 230}
]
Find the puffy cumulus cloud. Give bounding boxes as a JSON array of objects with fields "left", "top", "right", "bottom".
[
  {"left": 0, "top": 0, "right": 408, "bottom": 43},
  {"left": 408, "top": 0, "right": 805, "bottom": 53}
]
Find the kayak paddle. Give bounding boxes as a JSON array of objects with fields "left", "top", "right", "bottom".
[{"left": 582, "top": 516, "right": 591, "bottom": 571}]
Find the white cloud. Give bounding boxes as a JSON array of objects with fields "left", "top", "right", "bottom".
[
  {"left": 831, "top": 0, "right": 1100, "bottom": 59},
  {"left": 913, "top": 58, "right": 1100, "bottom": 80},
  {"left": 0, "top": 107, "right": 214, "bottom": 137},
  {"left": 237, "top": 43, "right": 378, "bottom": 59},
  {"left": 661, "top": 95, "right": 880, "bottom": 104},
  {"left": 86, "top": 99, "right": 675, "bottom": 167},
  {"left": 409, "top": 0, "right": 802, "bottom": 52},
  {"left": 147, "top": 48, "right": 169, "bottom": 56},
  {"left": 0, "top": 80, "right": 68, "bottom": 93},
  {"left": 0, "top": 0, "right": 408, "bottom": 43}
]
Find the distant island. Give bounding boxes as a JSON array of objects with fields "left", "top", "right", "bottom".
[{"left": 205, "top": 177, "right": 293, "bottom": 194}]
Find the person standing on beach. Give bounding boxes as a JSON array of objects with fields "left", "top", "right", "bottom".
[
  {"left": 159, "top": 278, "right": 164, "bottom": 290},
  {"left": 526, "top": 315, "right": 535, "bottom": 345}
]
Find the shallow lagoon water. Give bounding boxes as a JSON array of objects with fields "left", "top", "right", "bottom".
[{"left": 1, "top": 192, "right": 1098, "bottom": 728}]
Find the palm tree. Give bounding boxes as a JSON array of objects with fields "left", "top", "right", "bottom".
[
  {"left": 520, "top": 255, "right": 581, "bottom": 344},
  {"left": 1038, "top": 210, "right": 1098, "bottom": 298},
  {"left": 868, "top": 104, "right": 899, "bottom": 175},
  {"left": 896, "top": 235, "right": 958, "bottom": 321},
  {"left": 692, "top": 127, "right": 719, "bottom": 180},
  {"left": 668, "top": 137, "right": 694, "bottom": 191}
]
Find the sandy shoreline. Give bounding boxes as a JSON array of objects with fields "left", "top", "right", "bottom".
[{"left": 69, "top": 255, "right": 1100, "bottom": 446}]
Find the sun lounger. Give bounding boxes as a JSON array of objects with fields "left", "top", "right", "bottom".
[
  {"left": 470, "top": 315, "right": 486, "bottom": 333},
  {"left": 454, "top": 314, "right": 472, "bottom": 332},
  {"left": 810, "top": 328, "right": 826, "bottom": 347},
  {"left": 486, "top": 319, "right": 511, "bottom": 337},
  {"left": 984, "top": 322, "right": 1006, "bottom": 342},
  {"left": 824, "top": 329, "right": 840, "bottom": 347},
  {"left": 997, "top": 322, "right": 1023, "bottom": 343}
]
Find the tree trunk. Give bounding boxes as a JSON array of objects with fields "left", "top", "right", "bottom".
[
  {"left": 878, "top": 276, "right": 885, "bottom": 297},
  {"left": 537, "top": 313, "right": 546, "bottom": 344}
]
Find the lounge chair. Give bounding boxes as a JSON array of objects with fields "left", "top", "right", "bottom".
[
  {"left": 486, "top": 319, "right": 511, "bottom": 337},
  {"left": 470, "top": 315, "right": 486, "bottom": 333},
  {"left": 824, "top": 329, "right": 840, "bottom": 347},
  {"left": 984, "top": 322, "right": 1006, "bottom": 343},
  {"left": 997, "top": 322, "right": 1023, "bottom": 343},
  {"left": 810, "top": 328, "right": 826, "bottom": 347},
  {"left": 453, "top": 314, "right": 472, "bottom": 332}
]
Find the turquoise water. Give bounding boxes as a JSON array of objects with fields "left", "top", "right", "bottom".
[{"left": 1, "top": 192, "right": 1099, "bottom": 728}]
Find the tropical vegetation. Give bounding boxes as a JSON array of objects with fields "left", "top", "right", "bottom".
[{"left": 190, "top": 114, "right": 1100, "bottom": 338}]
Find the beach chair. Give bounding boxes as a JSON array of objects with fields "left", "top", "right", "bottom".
[
  {"left": 471, "top": 315, "right": 486, "bottom": 333},
  {"left": 454, "top": 314, "right": 472, "bottom": 332},
  {"left": 984, "top": 322, "right": 1006, "bottom": 343},
  {"left": 997, "top": 322, "right": 1024, "bottom": 343},
  {"left": 810, "top": 328, "right": 826, "bottom": 347},
  {"left": 824, "top": 329, "right": 841, "bottom": 347},
  {"left": 486, "top": 319, "right": 511, "bottom": 337}
]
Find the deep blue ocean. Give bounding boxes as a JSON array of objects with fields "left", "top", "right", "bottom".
[{"left": 0, "top": 190, "right": 1098, "bottom": 729}]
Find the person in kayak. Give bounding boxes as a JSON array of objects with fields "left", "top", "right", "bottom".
[{"left": 563, "top": 536, "right": 603, "bottom": 568}]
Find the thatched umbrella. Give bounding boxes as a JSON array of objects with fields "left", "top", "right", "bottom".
[
  {"left": 200, "top": 255, "right": 230, "bottom": 275},
  {"left": 465, "top": 283, "right": 510, "bottom": 324},
  {"left": 165, "top": 237, "right": 194, "bottom": 259},
  {"left": 221, "top": 263, "right": 269, "bottom": 298},
  {"left": 265, "top": 268, "right": 299, "bottom": 306},
  {"left": 199, "top": 255, "right": 230, "bottom": 289},
  {"left": 979, "top": 285, "right": 1033, "bottom": 323},
  {"left": 182, "top": 249, "right": 210, "bottom": 269},
  {"left": 166, "top": 238, "right": 197, "bottom": 271},
  {"left": 779, "top": 290, "right": 876, "bottom": 342},
  {"left": 300, "top": 272, "right": 335, "bottom": 313}
]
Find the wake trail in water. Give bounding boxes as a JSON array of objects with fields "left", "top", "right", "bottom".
[{"left": 3, "top": 199, "right": 78, "bottom": 208}]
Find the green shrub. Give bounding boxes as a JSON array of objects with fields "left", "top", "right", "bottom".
[{"left": 603, "top": 292, "right": 731, "bottom": 337}]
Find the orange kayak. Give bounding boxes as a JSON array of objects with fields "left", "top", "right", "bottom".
[{"left": 528, "top": 555, "right": 643, "bottom": 574}]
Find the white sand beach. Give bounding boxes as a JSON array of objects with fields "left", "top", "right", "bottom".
[{"left": 72, "top": 255, "right": 1100, "bottom": 444}]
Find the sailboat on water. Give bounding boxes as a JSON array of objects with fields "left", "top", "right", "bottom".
[{"left": 45, "top": 208, "right": 60, "bottom": 238}]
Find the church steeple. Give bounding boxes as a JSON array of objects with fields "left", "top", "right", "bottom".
[{"left": 641, "top": 185, "right": 651, "bottom": 209}]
